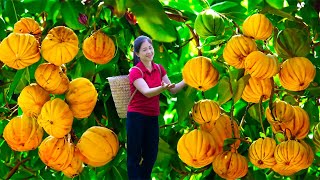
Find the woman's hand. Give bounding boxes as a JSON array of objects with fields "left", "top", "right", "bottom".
[{"left": 161, "top": 81, "right": 175, "bottom": 90}]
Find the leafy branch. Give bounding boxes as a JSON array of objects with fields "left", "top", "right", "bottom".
[{"left": 5, "top": 158, "right": 30, "bottom": 180}]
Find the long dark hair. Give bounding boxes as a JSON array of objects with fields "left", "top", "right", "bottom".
[{"left": 133, "top": 35, "right": 152, "bottom": 66}]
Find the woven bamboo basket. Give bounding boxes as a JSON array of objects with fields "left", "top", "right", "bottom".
[{"left": 107, "top": 75, "right": 131, "bottom": 118}]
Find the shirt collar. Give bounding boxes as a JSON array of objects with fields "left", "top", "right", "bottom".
[{"left": 136, "top": 61, "right": 158, "bottom": 74}]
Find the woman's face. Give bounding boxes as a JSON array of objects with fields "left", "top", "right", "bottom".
[{"left": 136, "top": 40, "right": 154, "bottom": 62}]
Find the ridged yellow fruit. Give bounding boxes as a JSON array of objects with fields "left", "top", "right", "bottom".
[
  {"left": 182, "top": 56, "right": 219, "bottom": 91},
  {"left": 212, "top": 151, "right": 248, "bottom": 179},
  {"left": 200, "top": 114, "right": 240, "bottom": 152},
  {"left": 191, "top": 99, "right": 221, "bottom": 124},
  {"left": 3, "top": 115, "right": 43, "bottom": 151},
  {"left": 279, "top": 57, "right": 315, "bottom": 91},
  {"left": 0, "top": 33, "right": 40, "bottom": 69},
  {"left": 245, "top": 51, "right": 279, "bottom": 79},
  {"left": 62, "top": 152, "right": 84, "bottom": 178},
  {"left": 177, "top": 129, "right": 219, "bottom": 168},
  {"left": 82, "top": 30, "right": 115, "bottom": 64},
  {"left": 65, "top": 78, "right": 98, "bottom": 118},
  {"left": 223, "top": 34, "right": 257, "bottom": 69},
  {"left": 41, "top": 26, "right": 79, "bottom": 66},
  {"left": 38, "top": 136, "right": 74, "bottom": 171},
  {"left": 248, "top": 137, "right": 276, "bottom": 169},
  {"left": 266, "top": 100, "right": 295, "bottom": 124},
  {"left": 273, "top": 140, "right": 309, "bottom": 176},
  {"left": 37, "top": 98, "right": 74, "bottom": 138},
  {"left": 17, "top": 83, "right": 50, "bottom": 118},
  {"left": 35, "top": 63, "right": 69, "bottom": 94},
  {"left": 241, "top": 77, "right": 272, "bottom": 103},
  {"left": 242, "top": 13, "right": 273, "bottom": 40},
  {"left": 76, "top": 126, "right": 119, "bottom": 167},
  {"left": 13, "top": 17, "right": 42, "bottom": 43}
]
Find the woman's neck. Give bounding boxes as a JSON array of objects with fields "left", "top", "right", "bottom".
[{"left": 141, "top": 61, "right": 152, "bottom": 71}]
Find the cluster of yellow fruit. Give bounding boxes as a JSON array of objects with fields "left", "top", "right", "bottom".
[
  {"left": 0, "top": 17, "right": 119, "bottom": 178},
  {"left": 249, "top": 100, "right": 313, "bottom": 175},
  {"left": 179, "top": 11, "right": 316, "bottom": 178},
  {"left": 177, "top": 99, "right": 247, "bottom": 179}
]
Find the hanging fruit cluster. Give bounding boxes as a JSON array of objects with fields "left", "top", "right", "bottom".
[
  {"left": 178, "top": 8, "right": 317, "bottom": 179},
  {"left": 0, "top": 17, "right": 118, "bottom": 178}
]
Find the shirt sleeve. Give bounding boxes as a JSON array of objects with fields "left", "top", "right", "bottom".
[
  {"left": 159, "top": 64, "right": 167, "bottom": 78},
  {"left": 129, "top": 68, "right": 143, "bottom": 83}
]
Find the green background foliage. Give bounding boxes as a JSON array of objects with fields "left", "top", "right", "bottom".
[{"left": 0, "top": 0, "right": 320, "bottom": 179}]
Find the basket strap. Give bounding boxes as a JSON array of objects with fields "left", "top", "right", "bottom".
[{"left": 128, "top": 66, "right": 143, "bottom": 104}]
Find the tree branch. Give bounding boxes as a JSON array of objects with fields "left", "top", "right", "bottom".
[
  {"left": 160, "top": 122, "right": 178, "bottom": 128},
  {"left": 6, "top": 158, "right": 30, "bottom": 180}
]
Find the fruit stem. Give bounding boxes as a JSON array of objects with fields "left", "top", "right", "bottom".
[{"left": 259, "top": 96, "right": 266, "bottom": 135}]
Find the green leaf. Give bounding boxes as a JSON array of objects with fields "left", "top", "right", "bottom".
[
  {"left": 233, "top": 74, "right": 250, "bottom": 103},
  {"left": 266, "top": 0, "right": 284, "bottom": 9},
  {"left": 127, "top": 0, "right": 177, "bottom": 42},
  {"left": 247, "top": 0, "right": 263, "bottom": 12},
  {"left": 0, "top": 17, "right": 6, "bottom": 40},
  {"left": 6, "top": 69, "right": 26, "bottom": 101},
  {"left": 248, "top": 103, "right": 259, "bottom": 121},
  {"left": 216, "top": 76, "right": 232, "bottom": 105},
  {"left": 23, "top": 0, "right": 47, "bottom": 14},
  {"left": 176, "top": 86, "right": 197, "bottom": 122},
  {"left": 158, "top": 138, "right": 175, "bottom": 155},
  {"left": 3, "top": 0, "right": 24, "bottom": 25},
  {"left": 211, "top": 1, "right": 239, "bottom": 12},
  {"left": 104, "top": 0, "right": 127, "bottom": 17},
  {"left": 304, "top": 100, "right": 319, "bottom": 127},
  {"left": 61, "top": 1, "right": 86, "bottom": 30},
  {"left": 223, "top": 138, "right": 237, "bottom": 151}
]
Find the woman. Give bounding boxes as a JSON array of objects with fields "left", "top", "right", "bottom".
[{"left": 126, "top": 35, "right": 186, "bottom": 180}]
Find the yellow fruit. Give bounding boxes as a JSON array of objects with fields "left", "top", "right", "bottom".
[
  {"left": 191, "top": 99, "right": 221, "bottom": 124},
  {"left": 62, "top": 152, "right": 84, "bottom": 178},
  {"left": 3, "top": 115, "right": 43, "bottom": 151},
  {"left": 82, "top": 30, "right": 115, "bottom": 64},
  {"left": 279, "top": 57, "right": 315, "bottom": 91},
  {"left": 65, "top": 78, "right": 98, "bottom": 118},
  {"left": 17, "top": 83, "right": 50, "bottom": 118},
  {"left": 37, "top": 98, "right": 74, "bottom": 138},
  {"left": 35, "top": 63, "right": 69, "bottom": 94},
  {"left": 245, "top": 51, "right": 279, "bottom": 79},
  {"left": 13, "top": 17, "right": 42, "bottom": 43},
  {"left": 212, "top": 151, "right": 248, "bottom": 179},
  {"left": 38, "top": 136, "right": 74, "bottom": 171},
  {"left": 248, "top": 137, "right": 276, "bottom": 169},
  {"left": 200, "top": 114, "right": 240, "bottom": 152},
  {"left": 76, "top": 126, "right": 119, "bottom": 167},
  {"left": 223, "top": 34, "right": 257, "bottom": 69},
  {"left": 177, "top": 129, "right": 219, "bottom": 168},
  {"left": 266, "top": 100, "right": 295, "bottom": 124},
  {"left": 41, "top": 26, "right": 79, "bottom": 66},
  {"left": 182, "top": 56, "right": 219, "bottom": 91},
  {"left": 273, "top": 140, "right": 309, "bottom": 176},
  {"left": 242, "top": 13, "right": 273, "bottom": 40},
  {"left": 241, "top": 77, "right": 272, "bottom": 103},
  {"left": 0, "top": 33, "right": 40, "bottom": 69}
]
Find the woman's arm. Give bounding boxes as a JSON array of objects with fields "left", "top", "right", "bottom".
[
  {"left": 133, "top": 78, "right": 174, "bottom": 98},
  {"left": 162, "top": 75, "right": 187, "bottom": 94}
]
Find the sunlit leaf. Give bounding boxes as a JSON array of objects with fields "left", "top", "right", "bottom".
[
  {"left": 61, "top": 1, "right": 86, "bottom": 30},
  {"left": 233, "top": 74, "right": 250, "bottom": 103},
  {"left": 127, "top": 0, "right": 177, "bottom": 42},
  {"left": 216, "top": 76, "right": 232, "bottom": 105}
]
